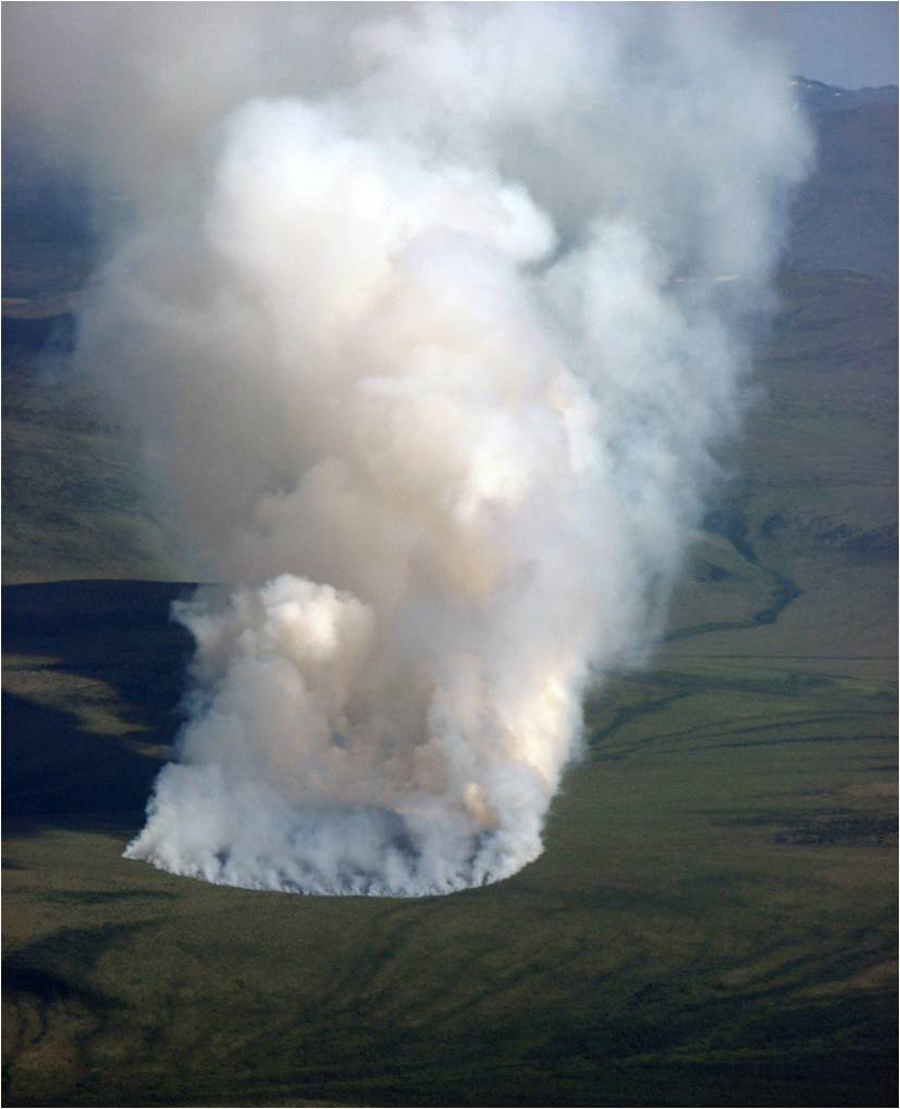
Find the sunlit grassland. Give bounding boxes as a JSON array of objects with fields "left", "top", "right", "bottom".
[{"left": 3, "top": 573, "right": 896, "bottom": 1107}]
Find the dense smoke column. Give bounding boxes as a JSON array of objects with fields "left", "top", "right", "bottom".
[{"left": 8, "top": 5, "right": 812, "bottom": 895}]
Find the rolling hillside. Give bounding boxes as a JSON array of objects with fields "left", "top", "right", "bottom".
[{"left": 2, "top": 79, "right": 896, "bottom": 1107}]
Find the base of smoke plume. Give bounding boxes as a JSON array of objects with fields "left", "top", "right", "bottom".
[
  {"left": 123, "top": 764, "right": 531, "bottom": 897},
  {"left": 124, "top": 830, "right": 514, "bottom": 898}
]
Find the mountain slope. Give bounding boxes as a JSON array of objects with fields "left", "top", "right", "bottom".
[{"left": 788, "top": 77, "right": 898, "bottom": 282}]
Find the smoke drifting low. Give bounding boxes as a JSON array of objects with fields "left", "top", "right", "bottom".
[{"left": 7, "top": 4, "right": 811, "bottom": 895}]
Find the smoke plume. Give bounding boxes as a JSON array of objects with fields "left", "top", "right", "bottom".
[{"left": 6, "top": 4, "right": 811, "bottom": 895}]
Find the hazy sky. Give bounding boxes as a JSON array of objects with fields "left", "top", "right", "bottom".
[
  {"left": 743, "top": 1, "right": 898, "bottom": 88},
  {"left": 3, "top": 4, "right": 897, "bottom": 104}
]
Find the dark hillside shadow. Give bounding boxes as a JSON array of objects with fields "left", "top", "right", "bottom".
[
  {"left": 1, "top": 312, "right": 77, "bottom": 354},
  {"left": 3, "top": 580, "right": 199, "bottom": 832},
  {"left": 3, "top": 692, "right": 160, "bottom": 828}
]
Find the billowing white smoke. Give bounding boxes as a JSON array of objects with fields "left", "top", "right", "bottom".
[{"left": 17, "top": 5, "right": 812, "bottom": 894}]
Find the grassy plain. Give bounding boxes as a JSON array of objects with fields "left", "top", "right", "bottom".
[
  {"left": 2, "top": 232, "right": 897, "bottom": 1106},
  {"left": 3, "top": 579, "right": 896, "bottom": 1107}
]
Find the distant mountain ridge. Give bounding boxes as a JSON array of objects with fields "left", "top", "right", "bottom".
[{"left": 791, "top": 74, "right": 899, "bottom": 113}]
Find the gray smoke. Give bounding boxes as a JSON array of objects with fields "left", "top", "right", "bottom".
[{"left": 6, "top": 4, "right": 811, "bottom": 895}]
